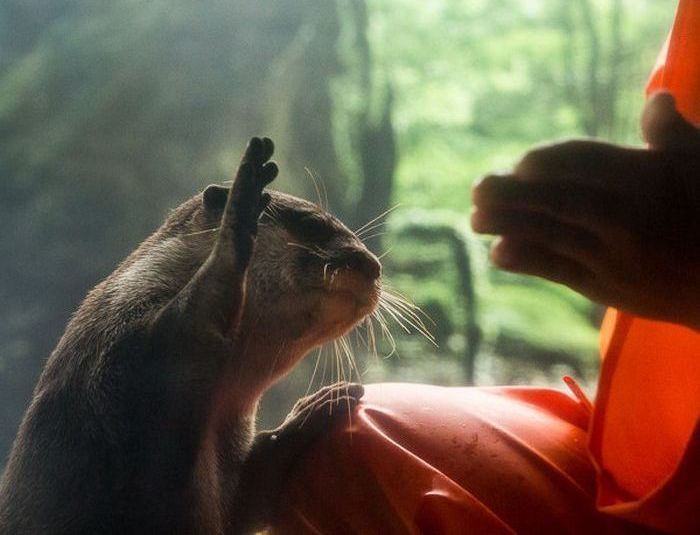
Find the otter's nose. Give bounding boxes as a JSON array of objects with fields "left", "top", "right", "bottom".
[{"left": 337, "top": 249, "right": 382, "bottom": 280}]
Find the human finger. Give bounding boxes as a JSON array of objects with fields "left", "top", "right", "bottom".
[
  {"left": 490, "top": 237, "right": 596, "bottom": 294},
  {"left": 471, "top": 207, "right": 604, "bottom": 269},
  {"left": 514, "top": 140, "right": 655, "bottom": 192},
  {"left": 472, "top": 174, "right": 624, "bottom": 235}
]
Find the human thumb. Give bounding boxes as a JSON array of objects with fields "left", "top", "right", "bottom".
[{"left": 642, "top": 91, "right": 700, "bottom": 150}]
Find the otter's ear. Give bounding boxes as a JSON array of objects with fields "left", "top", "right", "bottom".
[{"left": 202, "top": 184, "right": 230, "bottom": 210}]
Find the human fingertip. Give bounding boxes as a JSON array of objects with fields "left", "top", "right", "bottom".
[
  {"left": 515, "top": 142, "right": 571, "bottom": 179},
  {"left": 472, "top": 173, "right": 512, "bottom": 203},
  {"left": 647, "top": 91, "right": 676, "bottom": 109},
  {"left": 472, "top": 174, "right": 493, "bottom": 194},
  {"left": 643, "top": 91, "right": 680, "bottom": 130},
  {"left": 470, "top": 207, "right": 486, "bottom": 232},
  {"left": 471, "top": 178, "right": 487, "bottom": 205},
  {"left": 490, "top": 237, "right": 515, "bottom": 269},
  {"left": 474, "top": 173, "right": 511, "bottom": 188}
]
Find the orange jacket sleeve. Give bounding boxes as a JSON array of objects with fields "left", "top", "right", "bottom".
[{"left": 590, "top": 2, "right": 700, "bottom": 532}]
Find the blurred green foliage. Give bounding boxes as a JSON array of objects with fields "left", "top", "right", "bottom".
[
  {"left": 351, "top": 0, "right": 672, "bottom": 387},
  {"left": 0, "top": 0, "right": 675, "bottom": 451}
]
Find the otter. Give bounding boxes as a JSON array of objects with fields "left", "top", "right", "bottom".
[{"left": 0, "top": 137, "right": 381, "bottom": 534}]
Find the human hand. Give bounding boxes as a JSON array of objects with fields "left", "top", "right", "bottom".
[{"left": 471, "top": 93, "right": 700, "bottom": 330}]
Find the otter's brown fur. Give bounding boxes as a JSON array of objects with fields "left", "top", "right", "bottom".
[{"left": 0, "top": 138, "right": 380, "bottom": 534}]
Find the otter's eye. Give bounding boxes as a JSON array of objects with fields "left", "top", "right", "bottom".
[
  {"left": 295, "top": 213, "right": 334, "bottom": 241},
  {"left": 202, "top": 185, "right": 229, "bottom": 211}
]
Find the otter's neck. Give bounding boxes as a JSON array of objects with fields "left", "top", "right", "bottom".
[{"left": 225, "top": 335, "right": 307, "bottom": 413}]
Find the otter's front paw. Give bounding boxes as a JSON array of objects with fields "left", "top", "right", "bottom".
[
  {"left": 276, "top": 382, "right": 365, "bottom": 439},
  {"left": 220, "top": 137, "right": 278, "bottom": 263},
  {"left": 234, "top": 383, "right": 363, "bottom": 532}
]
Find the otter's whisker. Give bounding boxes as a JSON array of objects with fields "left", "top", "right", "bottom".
[
  {"left": 340, "top": 334, "right": 361, "bottom": 383},
  {"left": 381, "top": 292, "right": 437, "bottom": 341},
  {"left": 304, "top": 346, "right": 324, "bottom": 398},
  {"left": 353, "top": 325, "right": 368, "bottom": 353},
  {"left": 331, "top": 340, "right": 343, "bottom": 415},
  {"left": 319, "top": 345, "right": 330, "bottom": 393},
  {"left": 337, "top": 340, "right": 348, "bottom": 386},
  {"left": 354, "top": 203, "right": 402, "bottom": 235},
  {"left": 366, "top": 316, "right": 378, "bottom": 360},
  {"left": 381, "top": 293, "right": 430, "bottom": 328},
  {"left": 376, "top": 247, "right": 393, "bottom": 261},
  {"left": 300, "top": 348, "right": 339, "bottom": 428},
  {"left": 265, "top": 201, "right": 282, "bottom": 223},
  {"left": 350, "top": 328, "right": 370, "bottom": 378},
  {"left": 358, "top": 231, "right": 387, "bottom": 242},
  {"left": 356, "top": 220, "right": 388, "bottom": 238},
  {"left": 303, "top": 167, "right": 329, "bottom": 210},
  {"left": 182, "top": 227, "right": 221, "bottom": 238},
  {"left": 313, "top": 245, "right": 333, "bottom": 258},
  {"left": 332, "top": 340, "right": 340, "bottom": 385},
  {"left": 373, "top": 308, "right": 397, "bottom": 358},
  {"left": 378, "top": 301, "right": 411, "bottom": 335},
  {"left": 306, "top": 167, "right": 323, "bottom": 208},
  {"left": 337, "top": 336, "right": 357, "bottom": 430},
  {"left": 338, "top": 335, "right": 351, "bottom": 378},
  {"left": 287, "top": 242, "right": 329, "bottom": 260},
  {"left": 382, "top": 287, "right": 432, "bottom": 315},
  {"left": 379, "top": 299, "right": 437, "bottom": 346},
  {"left": 382, "top": 287, "right": 436, "bottom": 327}
]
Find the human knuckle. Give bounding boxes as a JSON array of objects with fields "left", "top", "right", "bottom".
[{"left": 516, "top": 149, "right": 546, "bottom": 177}]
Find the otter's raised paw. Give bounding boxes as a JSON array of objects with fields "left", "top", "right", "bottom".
[
  {"left": 218, "top": 137, "right": 278, "bottom": 262},
  {"left": 232, "top": 137, "right": 278, "bottom": 221}
]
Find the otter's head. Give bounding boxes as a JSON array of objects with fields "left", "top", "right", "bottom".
[{"left": 197, "top": 185, "right": 381, "bottom": 368}]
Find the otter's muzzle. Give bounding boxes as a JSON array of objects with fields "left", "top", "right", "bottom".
[{"left": 332, "top": 248, "right": 381, "bottom": 280}]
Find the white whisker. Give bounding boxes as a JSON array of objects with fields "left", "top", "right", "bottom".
[
  {"left": 377, "top": 247, "right": 393, "bottom": 261},
  {"left": 354, "top": 204, "right": 402, "bottom": 235},
  {"left": 304, "top": 346, "right": 324, "bottom": 398},
  {"left": 340, "top": 335, "right": 361, "bottom": 382},
  {"left": 356, "top": 220, "right": 388, "bottom": 238},
  {"left": 304, "top": 167, "right": 325, "bottom": 209},
  {"left": 382, "top": 287, "right": 437, "bottom": 327},
  {"left": 359, "top": 231, "right": 387, "bottom": 242},
  {"left": 379, "top": 298, "right": 437, "bottom": 346},
  {"left": 287, "top": 242, "right": 330, "bottom": 260},
  {"left": 379, "top": 301, "right": 411, "bottom": 334},
  {"left": 182, "top": 227, "right": 220, "bottom": 237},
  {"left": 373, "top": 308, "right": 397, "bottom": 358},
  {"left": 366, "top": 316, "right": 378, "bottom": 360}
]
